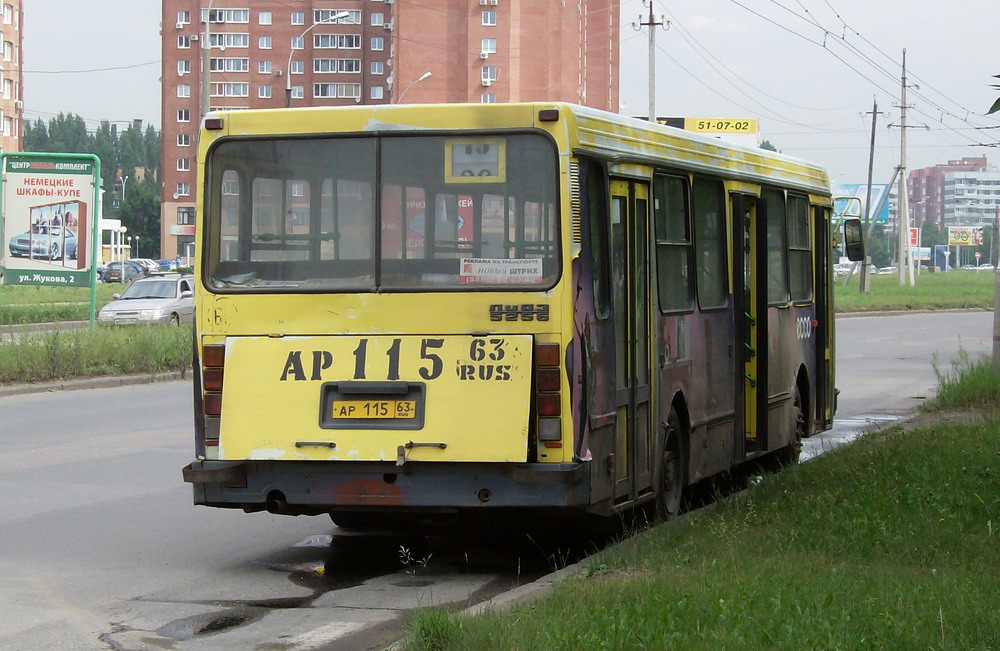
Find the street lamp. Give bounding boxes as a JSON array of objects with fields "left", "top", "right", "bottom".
[
  {"left": 286, "top": 11, "right": 351, "bottom": 108},
  {"left": 186, "top": 241, "right": 196, "bottom": 267},
  {"left": 117, "top": 227, "right": 127, "bottom": 263},
  {"left": 395, "top": 71, "right": 432, "bottom": 104},
  {"left": 119, "top": 175, "right": 129, "bottom": 207},
  {"left": 127, "top": 236, "right": 133, "bottom": 259},
  {"left": 135, "top": 235, "right": 141, "bottom": 259}
]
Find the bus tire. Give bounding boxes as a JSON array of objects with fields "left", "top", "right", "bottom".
[
  {"left": 654, "top": 410, "right": 684, "bottom": 520},
  {"left": 779, "top": 388, "right": 806, "bottom": 466}
]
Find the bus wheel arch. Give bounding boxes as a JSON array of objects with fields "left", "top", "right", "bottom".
[
  {"left": 795, "top": 368, "right": 813, "bottom": 439},
  {"left": 654, "top": 399, "right": 688, "bottom": 520},
  {"left": 779, "top": 369, "right": 811, "bottom": 466}
]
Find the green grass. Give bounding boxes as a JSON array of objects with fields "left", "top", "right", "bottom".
[
  {"left": 924, "top": 349, "right": 1000, "bottom": 411},
  {"left": 0, "top": 283, "right": 123, "bottom": 325},
  {"left": 400, "top": 366, "right": 1000, "bottom": 650},
  {"left": 0, "top": 326, "right": 192, "bottom": 384},
  {"left": 835, "top": 269, "right": 996, "bottom": 312}
]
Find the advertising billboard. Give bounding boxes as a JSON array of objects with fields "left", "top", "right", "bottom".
[
  {"left": 1, "top": 154, "right": 100, "bottom": 287},
  {"left": 834, "top": 184, "right": 890, "bottom": 224},
  {"left": 947, "top": 226, "right": 984, "bottom": 247}
]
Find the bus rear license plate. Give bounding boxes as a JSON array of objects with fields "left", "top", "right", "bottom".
[{"left": 331, "top": 400, "right": 417, "bottom": 419}]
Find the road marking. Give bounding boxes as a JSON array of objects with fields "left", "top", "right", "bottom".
[{"left": 282, "top": 620, "right": 368, "bottom": 649}]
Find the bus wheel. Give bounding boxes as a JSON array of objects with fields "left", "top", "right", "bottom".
[
  {"left": 779, "top": 388, "right": 806, "bottom": 466},
  {"left": 655, "top": 410, "right": 684, "bottom": 520}
]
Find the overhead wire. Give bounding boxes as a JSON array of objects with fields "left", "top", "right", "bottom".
[{"left": 728, "top": 0, "right": 1000, "bottom": 149}]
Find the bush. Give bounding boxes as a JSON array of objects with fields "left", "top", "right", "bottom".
[{"left": 0, "top": 326, "right": 191, "bottom": 385}]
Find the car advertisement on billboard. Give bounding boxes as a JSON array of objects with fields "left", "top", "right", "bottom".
[{"left": 1, "top": 153, "right": 100, "bottom": 286}]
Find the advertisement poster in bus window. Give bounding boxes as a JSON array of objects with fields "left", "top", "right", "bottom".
[
  {"left": 1, "top": 154, "right": 97, "bottom": 286},
  {"left": 400, "top": 191, "right": 473, "bottom": 258}
]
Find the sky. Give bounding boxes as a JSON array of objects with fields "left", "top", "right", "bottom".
[{"left": 22, "top": 0, "right": 1000, "bottom": 185}]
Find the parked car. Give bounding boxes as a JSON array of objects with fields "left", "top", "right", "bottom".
[
  {"left": 103, "top": 260, "right": 147, "bottom": 283},
  {"left": 157, "top": 258, "right": 178, "bottom": 271},
  {"left": 978, "top": 264, "right": 995, "bottom": 270},
  {"left": 877, "top": 266, "right": 898, "bottom": 275},
  {"left": 98, "top": 274, "right": 195, "bottom": 325},
  {"left": 130, "top": 258, "right": 160, "bottom": 275},
  {"left": 8, "top": 223, "right": 78, "bottom": 260}
]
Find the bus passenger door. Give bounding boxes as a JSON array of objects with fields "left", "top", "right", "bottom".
[
  {"left": 813, "top": 205, "right": 835, "bottom": 430},
  {"left": 732, "top": 194, "right": 768, "bottom": 458},
  {"left": 610, "top": 179, "right": 653, "bottom": 502}
]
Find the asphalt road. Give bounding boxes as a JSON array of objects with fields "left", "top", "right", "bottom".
[
  {"left": 805, "top": 309, "right": 992, "bottom": 459},
  {"left": 0, "top": 310, "right": 992, "bottom": 650}
]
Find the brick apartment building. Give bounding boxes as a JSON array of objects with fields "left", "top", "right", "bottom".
[
  {"left": 159, "top": 0, "right": 620, "bottom": 260},
  {"left": 0, "top": 0, "right": 23, "bottom": 154}
]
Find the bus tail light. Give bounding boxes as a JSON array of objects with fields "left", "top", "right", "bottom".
[
  {"left": 202, "top": 344, "right": 225, "bottom": 441},
  {"left": 535, "top": 342, "right": 562, "bottom": 447}
]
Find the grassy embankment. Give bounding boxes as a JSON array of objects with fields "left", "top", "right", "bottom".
[
  {"left": 0, "top": 270, "right": 994, "bottom": 385},
  {"left": 834, "top": 268, "right": 995, "bottom": 312},
  {"left": 400, "top": 354, "right": 1000, "bottom": 650}
]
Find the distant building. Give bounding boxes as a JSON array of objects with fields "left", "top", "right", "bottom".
[
  {"left": 942, "top": 168, "right": 1000, "bottom": 226},
  {"left": 158, "top": 0, "right": 620, "bottom": 259},
  {"left": 908, "top": 156, "right": 992, "bottom": 228},
  {"left": 0, "top": 1, "right": 24, "bottom": 154}
]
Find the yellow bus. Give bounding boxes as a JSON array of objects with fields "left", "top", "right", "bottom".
[{"left": 182, "top": 102, "right": 863, "bottom": 528}]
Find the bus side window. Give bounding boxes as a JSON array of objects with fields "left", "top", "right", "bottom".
[
  {"left": 762, "top": 187, "right": 789, "bottom": 305},
  {"left": 584, "top": 160, "right": 611, "bottom": 319},
  {"left": 787, "top": 195, "right": 813, "bottom": 302},
  {"left": 654, "top": 174, "right": 694, "bottom": 313},
  {"left": 691, "top": 177, "right": 727, "bottom": 310}
]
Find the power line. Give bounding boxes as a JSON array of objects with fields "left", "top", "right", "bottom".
[{"left": 24, "top": 60, "right": 160, "bottom": 74}]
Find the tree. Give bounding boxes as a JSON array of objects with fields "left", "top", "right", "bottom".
[
  {"left": 119, "top": 176, "right": 162, "bottom": 257},
  {"left": 23, "top": 118, "right": 50, "bottom": 152},
  {"left": 920, "top": 221, "right": 946, "bottom": 250},
  {"left": 759, "top": 140, "right": 779, "bottom": 152},
  {"left": 22, "top": 112, "right": 163, "bottom": 257},
  {"left": 866, "top": 223, "right": 892, "bottom": 268},
  {"left": 46, "top": 113, "right": 90, "bottom": 153}
]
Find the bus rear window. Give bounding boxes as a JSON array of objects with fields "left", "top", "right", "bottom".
[{"left": 204, "top": 133, "right": 559, "bottom": 292}]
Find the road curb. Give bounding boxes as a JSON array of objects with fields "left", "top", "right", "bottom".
[
  {"left": 0, "top": 370, "right": 188, "bottom": 398},
  {"left": 836, "top": 307, "right": 989, "bottom": 318}
]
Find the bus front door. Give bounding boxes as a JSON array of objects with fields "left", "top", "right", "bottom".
[
  {"left": 732, "top": 194, "right": 768, "bottom": 458},
  {"left": 610, "top": 179, "right": 653, "bottom": 503}
]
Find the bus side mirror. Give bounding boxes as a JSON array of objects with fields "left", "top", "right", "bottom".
[{"left": 842, "top": 218, "right": 865, "bottom": 262}]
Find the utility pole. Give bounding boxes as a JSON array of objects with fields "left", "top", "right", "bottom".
[
  {"left": 201, "top": 3, "right": 213, "bottom": 119},
  {"left": 994, "top": 204, "right": 1000, "bottom": 368},
  {"left": 859, "top": 98, "right": 885, "bottom": 293},
  {"left": 895, "top": 50, "right": 914, "bottom": 287},
  {"left": 889, "top": 49, "right": 930, "bottom": 287},
  {"left": 632, "top": 2, "right": 668, "bottom": 123}
]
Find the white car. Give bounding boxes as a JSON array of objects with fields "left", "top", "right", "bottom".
[
  {"left": 98, "top": 274, "right": 194, "bottom": 325},
  {"left": 130, "top": 258, "right": 160, "bottom": 275}
]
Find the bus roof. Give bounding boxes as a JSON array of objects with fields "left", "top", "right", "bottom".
[{"left": 202, "top": 102, "right": 830, "bottom": 196}]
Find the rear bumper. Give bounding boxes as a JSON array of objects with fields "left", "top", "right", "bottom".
[{"left": 182, "top": 459, "right": 590, "bottom": 514}]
